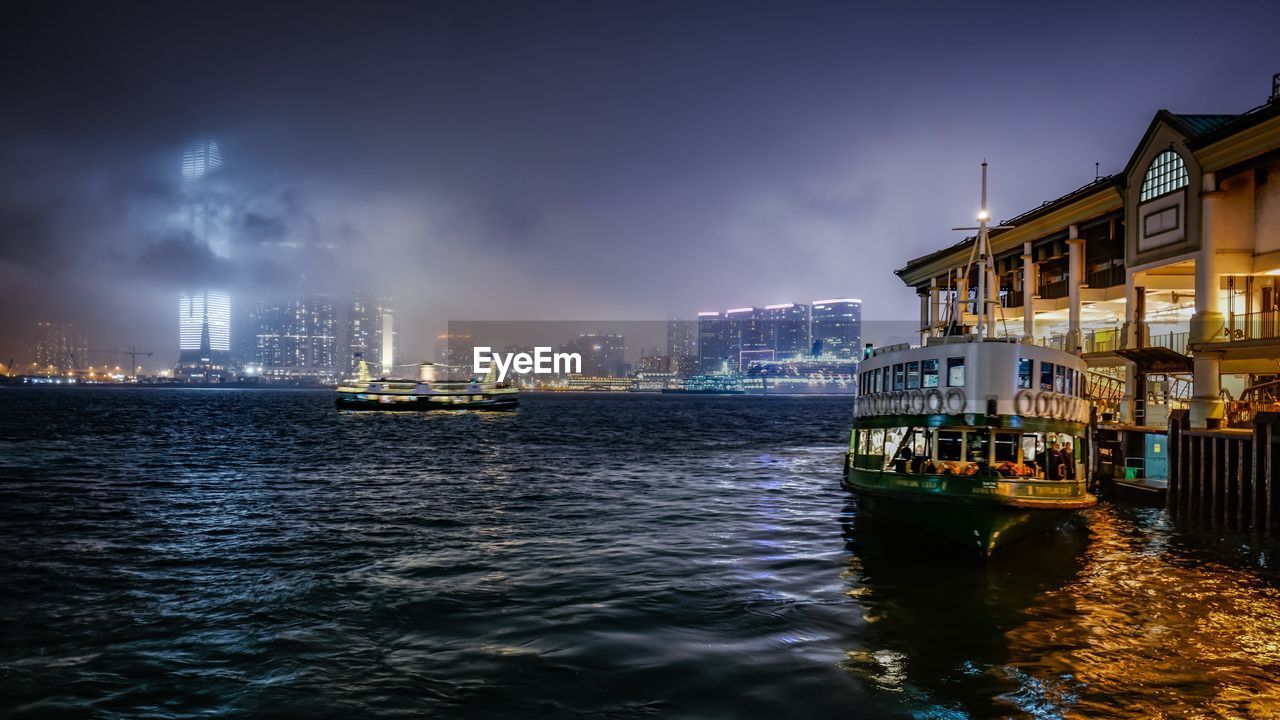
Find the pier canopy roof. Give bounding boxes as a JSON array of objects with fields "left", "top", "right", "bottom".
[
  {"left": 895, "top": 93, "right": 1280, "bottom": 292},
  {"left": 894, "top": 175, "right": 1123, "bottom": 289}
]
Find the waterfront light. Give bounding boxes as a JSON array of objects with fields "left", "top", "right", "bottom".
[{"left": 977, "top": 210, "right": 990, "bottom": 221}]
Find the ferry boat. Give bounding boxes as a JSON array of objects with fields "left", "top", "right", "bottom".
[
  {"left": 843, "top": 163, "right": 1095, "bottom": 556},
  {"left": 335, "top": 359, "right": 518, "bottom": 411}
]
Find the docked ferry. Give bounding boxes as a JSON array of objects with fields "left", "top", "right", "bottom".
[
  {"left": 335, "top": 360, "right": 518, "bottom": 411},
  {"left": 844, "top": 336, "right": 1096, "bottom": 556},
  {"left": 844, "top": 162, "right": 1095, "bottom": 556}
]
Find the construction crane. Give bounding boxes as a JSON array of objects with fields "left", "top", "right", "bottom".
[{"left": 83, "top": 347, "right": 155, "bottom": 374}]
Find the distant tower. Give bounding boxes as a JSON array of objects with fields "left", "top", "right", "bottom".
[
  {"left": 175, "top": 138, "right": 233, "bottom": 382},
  {"left": 810, "top": 299, "right": 862, "bottom": 359}
]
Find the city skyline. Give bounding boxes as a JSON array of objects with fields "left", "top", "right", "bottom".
[{"left": 2, "top": 2, "right": 1279, "bottom": 368}]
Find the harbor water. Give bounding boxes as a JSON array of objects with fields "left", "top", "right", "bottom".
[{"left": 2, "top": 389, "right": 1279, "bottom": 718}]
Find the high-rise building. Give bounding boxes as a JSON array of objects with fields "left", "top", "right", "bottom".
[
  {"left": 252, "top": 295, "right": 339, "bottom": 383},
  {"left": 761, "top": 303, "right": 811, "bottom": 360},
  {"left": 697, "top": 311, "right": 731, "bottom": 374},
  {"left": 726, "top": 307, "right": 770, "bottom": 371},
  {"left": 666, "top": 317, "right": 697, "bottom": 376},
  {"left": 572, "top": 333, "right": 626, "bottom": 377},
  {"left": 811, "top": 299, "right": 862, "bottom": 359},
  {"left": 33, "top": 322, "right": 87, "bottom": 374},
  {"left": 345, "top": 295, "right": 397, "bottom": 375},
  {"left": 175, "top": 139, "right": 233, "bottom": 382}
]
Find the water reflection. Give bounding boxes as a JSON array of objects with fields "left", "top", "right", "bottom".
[
  {"left": 841, "top": 500, "right": 1280, "bottom": 718},
  {"left": 839, "top": 500, "right": 1087, "bottom": 717}
]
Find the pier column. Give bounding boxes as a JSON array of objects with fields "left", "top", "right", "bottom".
[
  {"left": 918, "top": 290, "right": 930, "bottom": 344},
  {"left": 1068, "top": 226, "right": 1084, "bottom": 354},
  {"left": 929, "top": 277, "right": 942, "bottom": 338},
  {"left": 1118, "top": 273, "right": 1147, "bottom": 424},
  {"left": 1190, "top": 179, "right": 1227, "bottom": 429},
  {"left": 1022, "top": 241, "right": 1035, "bottom": 342}
]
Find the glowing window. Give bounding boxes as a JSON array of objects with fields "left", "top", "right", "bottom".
[{"left": 1140, "top": 150, "right": 1188, "bottom": 202}]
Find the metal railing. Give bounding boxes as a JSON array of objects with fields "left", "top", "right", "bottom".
[
  {"left": 1039, "top": 279, "right": 1069, "bottom": 300},
  {"left": 1149, "top": 331, "right": 1189, "bottom": 355},
  {"left": 1084, "top": 264, "right": 1125, "bottom": 290},
  {"left": 1225, "top": 311, "right": 1280, "bottom": 342}
]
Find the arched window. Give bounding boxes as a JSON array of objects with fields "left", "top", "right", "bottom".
[{"left": 1140, "top": 150, "right": 1188, "bottom": 202}]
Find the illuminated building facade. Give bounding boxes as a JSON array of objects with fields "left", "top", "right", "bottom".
[
  {"left": 666, "top": 317, "right": 697, "bottom": 376},
  {"left": 345, "top": 295, "right": 397, "bottom": 376},
  {"left": 761, "top": 303, "right": 811, "bottom": 360},
  {"left": 175, "top": 139, "right": 233, "bottom": 382},
  {"left": 697, "top": 311, "right": 731, "bottom": 374},
  {"left": 572, "top": 333, "right": 627, "bottom": 377},
  {"left": 252, "top": 295, "right": 339, "bottom": 383},
  {"left": 33, "top": 322, "right": 88, "bottom": 374},
  {"left": 811, "top": 299, "right": 862, "bottom": 359}
]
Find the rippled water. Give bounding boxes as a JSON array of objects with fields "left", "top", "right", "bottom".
[{"left": 2, "top": 388, "right": 1279, "bottom": 719}]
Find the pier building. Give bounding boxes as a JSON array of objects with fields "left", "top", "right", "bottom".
[{"left": 895, "top": 76, "right": 1280, "bottom": 527}]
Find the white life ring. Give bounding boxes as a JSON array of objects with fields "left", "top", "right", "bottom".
[
  {"left": 944, "top": 388, "right": 965, "bottom": 414},
  {"left": 1034, "top": 392, "right": 1051, "bottom": 416},
  {"left": 1053, "top": 394, "right": 1067, "bottom": 418},
  {"left": 909, "top": 390, "right": 925, "bottom": 414},
  {"left": 893, "top": 391, "right": 907, "bottom": 414},
  {"left": 924, "top": 389, "right": 944, "bottom": 413},
  {"left": 1015, "top": 390, "right": 1035, "bottom": 416}
]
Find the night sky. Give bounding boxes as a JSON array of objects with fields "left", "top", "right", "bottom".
[{"left": 2, "top": 0, "right": 1279, "bottom": 367}]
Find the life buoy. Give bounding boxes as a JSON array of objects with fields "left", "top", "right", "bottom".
[
  {"left": 894, "top": 392, "right": 907, "bottom": 414},
  {"left": 1053, "top": 394, "right": 1066, "bottom": 418},
  {"left": 1034, "top": 392, "right": 1051, "bottom": 416},
  {"left": 925, "top": 389, "right": 944, "bottom": 413},
  {"left": 909, "top": 390, "right": 925, "bottom": 414},
  {"left": 944, "top": 388, "right": 965, "bottom": 414},
  {"left": 1015, "top": 390, "right": 1035, "bottom": 416}
]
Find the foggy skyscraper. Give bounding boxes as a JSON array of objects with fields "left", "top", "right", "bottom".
[{"left": 175, "top": 139, "right": 233, "bottom": 381}]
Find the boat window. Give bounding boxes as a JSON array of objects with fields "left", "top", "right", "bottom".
[
  {"left": 1040, "top": 362, "right": 1054, "bottom": 391},
  {"left": 936, "top": 430, "right": 963, "bottom": 461},
  {"left": 946, "top": 358, "right": 965, "bottom": 387},
  {"left": 893, "top": 364, "right": 905, "bottom": 391},
  {"left": 1065, "top": 367, "right": 1074, "bottom": 396},
  {"left": 855, "top": 429, "right": 868, "bottom": 455},
  {"left": 1054, "top": 365, "right": 1066, "bottom": 393},
  {"left": 1017, "top": 358, "right": 1033, "bottom": 389},
  {"left": 921, "top": 359, "right": 939, "bottom": 388},
  {"left": 994, "top": 432, "right": 1019, "bottom": 463},
  {"left": 884, "top": 427, "right": 908, "bottom": 470},
  {"left": 906, "top": 361, "right": 920, "bottom": 390},
  {"left": 1022, "top": 433, "right": 1045, "bottom": 478},
  {"left": 966, "top": 429, "right": 990, "bottom": 464},
  {"left": 873, "top": 368, "right": 882, "bottom": 393}
]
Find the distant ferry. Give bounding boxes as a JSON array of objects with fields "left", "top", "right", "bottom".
[{"left": 336, "top": 360, "right": 518, "bottom": 411}]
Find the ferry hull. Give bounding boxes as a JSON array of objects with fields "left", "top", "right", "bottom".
[
  {"left": 841, "top": 469, "right": 1094, "bottom": 557},
  {"left": 846, "top": 487, "right": 1079, "bottom": 557}
]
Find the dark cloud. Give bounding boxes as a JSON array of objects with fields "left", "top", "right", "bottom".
[{"left": 1, "top": 0, "right": 1279, "bottom": 366}]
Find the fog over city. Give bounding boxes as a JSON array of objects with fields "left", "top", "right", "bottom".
[{"left": 2, "top": 0, "right": 1278, "bottom": 367}]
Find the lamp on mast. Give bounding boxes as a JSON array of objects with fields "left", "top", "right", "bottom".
[{"left": 951, "top": 161, "right": 1014, "bottom": 338}]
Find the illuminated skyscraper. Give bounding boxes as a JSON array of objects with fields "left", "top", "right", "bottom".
[
  {"left": 761, "top": 303, "right": 811, "bottom": 360},
  {"left": 344, "top": 295, "right": 397, "bottom": 375},
  {"left": 175, "top": 139, "right": 233, "bottom": 381},
  {"left": 697, "top": 311, "right": 730, "bottom": 374},
  {"left": 810, "top": 298, "right": 862, "bottom": 359}
]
